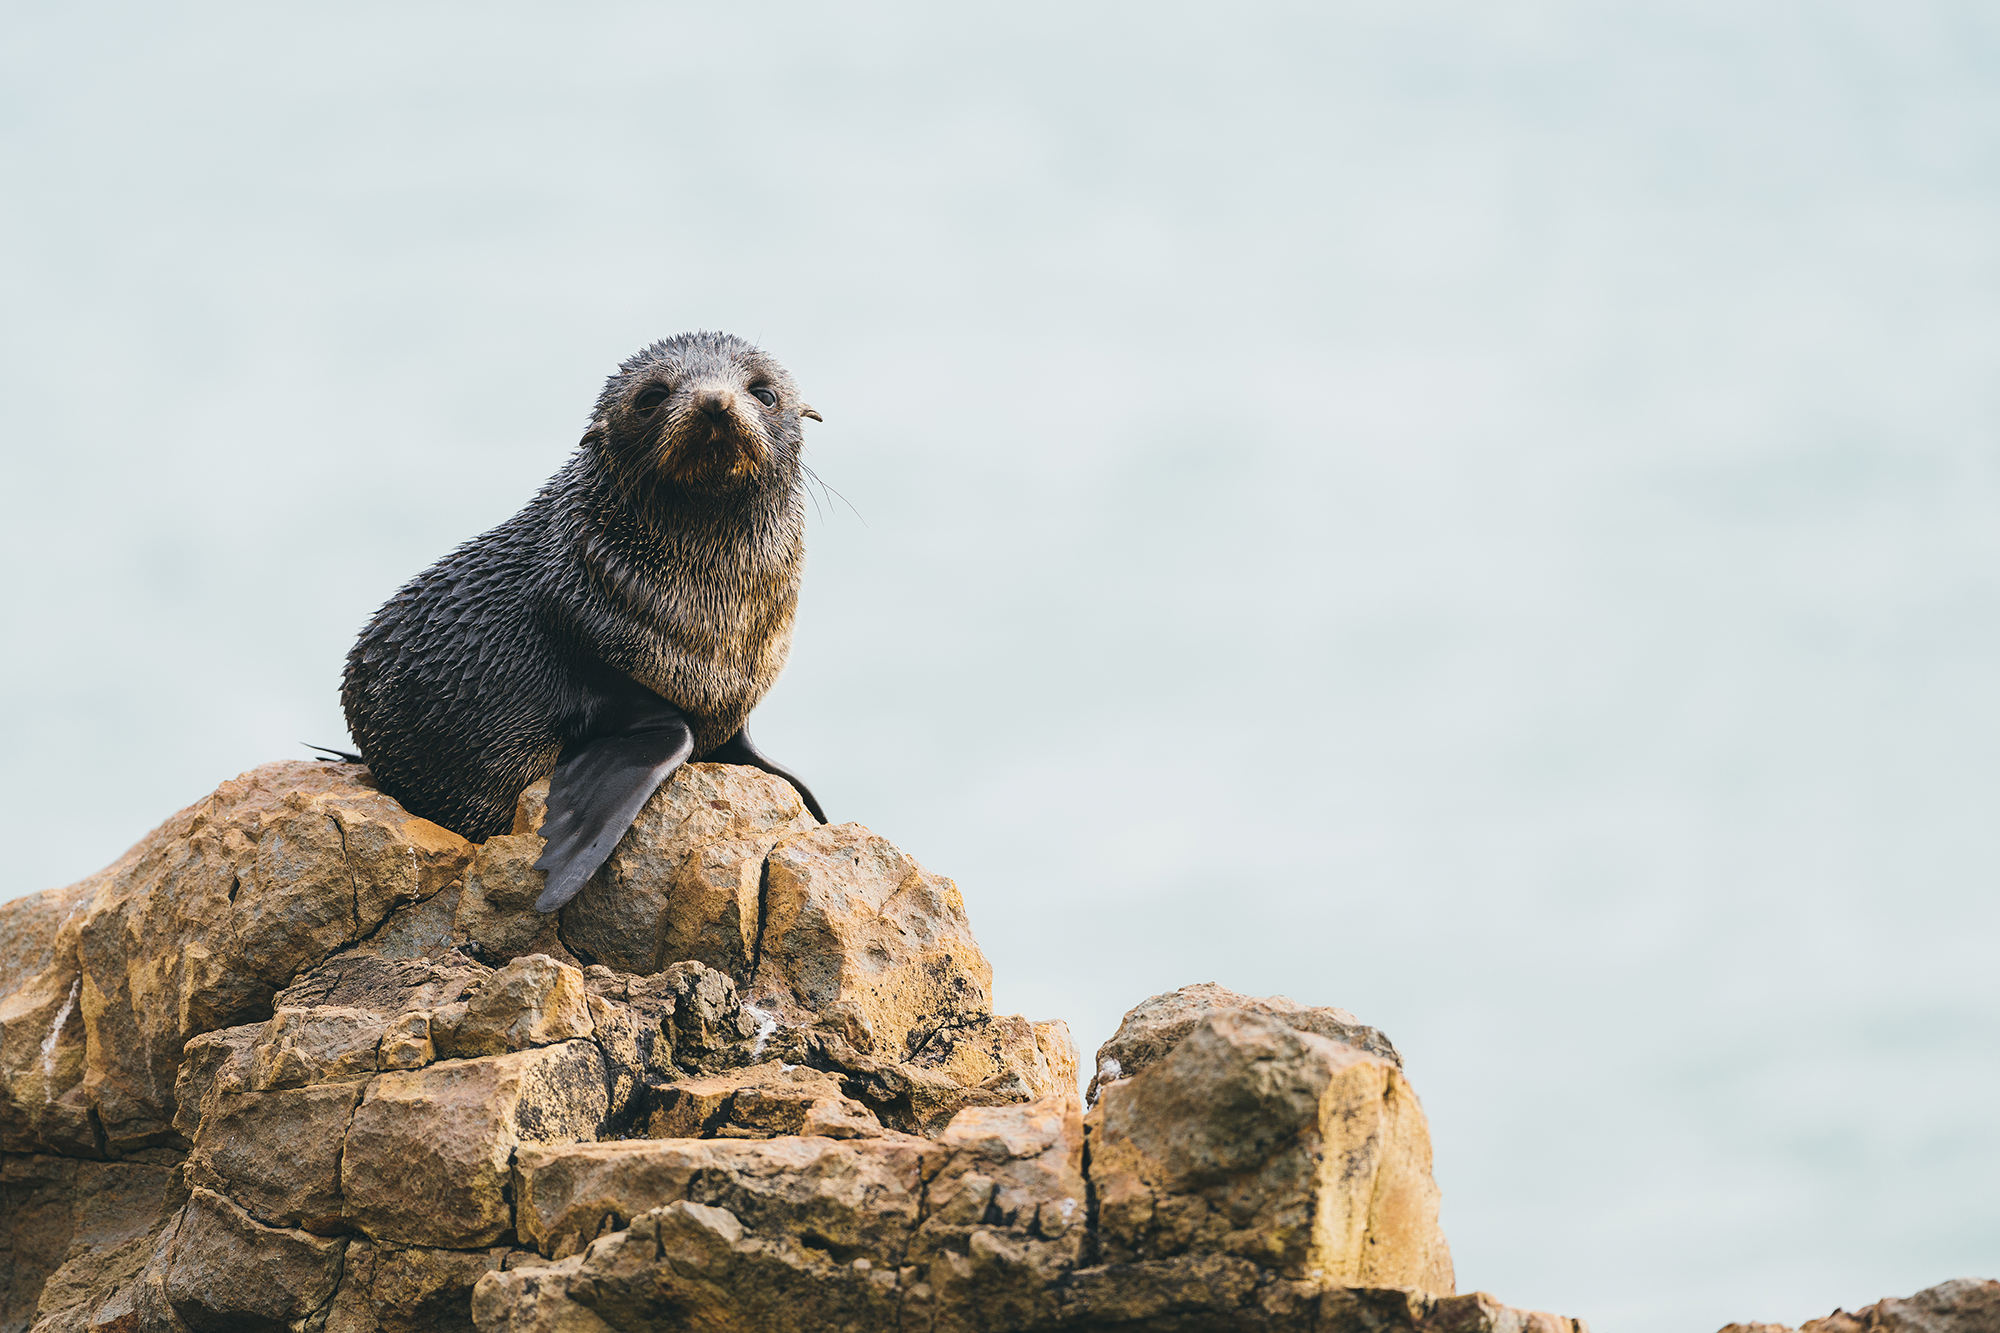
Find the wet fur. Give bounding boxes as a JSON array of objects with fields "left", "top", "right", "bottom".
[{"left": 342, "top": 331, "right": 811, "bottom": 840}]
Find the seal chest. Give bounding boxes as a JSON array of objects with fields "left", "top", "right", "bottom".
[{"left": 342, "top": 331, "right": 827, "bottom": 911}]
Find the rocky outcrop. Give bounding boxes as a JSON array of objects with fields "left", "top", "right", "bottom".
[
  {"left": 31, "top": 758, "right": 1970, "bottom": 1330},
  {"left": 1716, "top": 1279, "right": 2000, "bottom": 1333}
]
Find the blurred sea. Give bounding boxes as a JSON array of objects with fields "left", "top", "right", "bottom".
[{"left": 3, "top": 4, "right": 1997, "bottom": 1328}]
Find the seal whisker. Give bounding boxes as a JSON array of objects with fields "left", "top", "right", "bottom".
[{"left": 801, "top": 464, "right": 866, "bottom": 526}]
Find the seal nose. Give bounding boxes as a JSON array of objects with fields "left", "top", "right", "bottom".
[{"left": 693, "top": 388, "right": 736, "bottom": 419}]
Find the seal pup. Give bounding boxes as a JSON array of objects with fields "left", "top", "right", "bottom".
[{"left": 341, "top": 331, "right": 827, "bottom": 912}]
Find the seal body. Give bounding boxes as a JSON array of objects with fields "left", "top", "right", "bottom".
[{"left": 342, "top": 332, "right": 825, "bottom": 907}]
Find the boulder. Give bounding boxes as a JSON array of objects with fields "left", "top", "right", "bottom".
[
  {"left": 0, "top": 1153, "right": 185, "bottom": 1333},
  {"left": 750, "top": 821, "right": 991, "bottom": 1044},
  {"left": 324, "top": 1240, "right": 506, "bottom": 1333},
  {"left": 35, "top": 761, "right": 472, "bottom": 1153},
  {"left": 1087, "top": 1010, "right": 1453, "bottom": 1293},
  {"left": 1086, "top": 981, "right": 1401, "bottom": 1104},
  {"left": 342, "top": 1041, "right": 611, "bottom": 1248},
  {"left": 186, "top": 1080, "right": 364, "bottom": 1232},
  {"left": 434, "top": 955, "right": 596, "bottom": 1058}
]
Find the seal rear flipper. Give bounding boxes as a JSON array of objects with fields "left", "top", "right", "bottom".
[
  {"left": 706, "top": 725, "right": 828, "bottom": 824},
  {"left": 305, "top": 743, "right": 364, "bottom": 764},
  {"left": 531, "top": 704, "right": 695, "bottom": 913}
]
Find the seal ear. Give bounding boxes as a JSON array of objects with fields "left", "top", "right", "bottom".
[{"left": 801, "top": 406, "right": 823, "bottom": 423}]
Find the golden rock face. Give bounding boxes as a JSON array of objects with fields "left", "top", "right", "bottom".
[{"left": 1087, "top": 1009, "right": 1453, "bottom": 1294}]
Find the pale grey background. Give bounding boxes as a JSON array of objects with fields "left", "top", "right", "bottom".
[{"left": 3, "top": 3, "right": 1997, "bottom": 1328}]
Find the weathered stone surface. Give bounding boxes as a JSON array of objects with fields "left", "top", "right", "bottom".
[
  {"left": 0, "top": 883, "right": 102, "bottom": 1160},
  {"left": 343, "top": 1041, "right": 609, "bottom": 1248},
  {"left": 436, "top": 955, "right": 595, "bottom": 1059},
  {"left": 909, "top": 1012, "right": 1074, "bottom": 1102},
  {"left": 0, "top": 880, "right": 96, "bottom": 1002},
  {"left": 1088, "top": 1010, "right": 1453, "bottom": 1295},
  {"left": 1033, "top": 1019, "right": 1080, "bottom": 1100},
  {"left": 162, "top": 1186, "right": 348, "bottom": 1332},
  {"left": 487, "top": 1091, "right": 1528, "bottom": 1333},
  {"left": 1719, "top": 1278, "right": 2000, "bottom": 1333},
  {"left": 250, "top": 1005, "right": 389, "bottom": 1089},
  {"left": 187, "top": 1080, "right": 364, "bottom": 1233},
  {"left": 276, "top": 951, "right": 487, "bottom": 1016},
  {"left": 57, "top": 761, "right": 470, "bottom": 1150},
  {"left": 513, "top": 1126, "right": 934, "bottom": 1262},
  {"left": 469, "top": 1254, "right": 610, "bottom": 1333},
  {"left": 1087, "top": 981, "right": 1401, "bottom": 1105},
  {"left": 172, "top": 1022, "right": 262, "bottom": 1141},
  {"left": 546, "top": 766, "right": 816, "bottom": 978},
  {"left": 753, "top": 823, "right": 993, "bottom": 1068},
  {"left": 644, "top": 1060, "right": 881, "bottom": 1141},
  {"left": 0, "top": 955, "right": 94, "bottom": 1159},
  {"left": 654, "top": 961, "right": 760, "bottom": 1072},
  {"left": 456, "top": 833, "right": 578, "bottom": 969},
  {"left": 325, "top": 1239, "right": 505, "bottom": 1333},
  {"left": 0, "top": 1154, "right": 185, "bottom": 1333},
  {"left": 379, "top": 1010, "right": 436, "bottom": 1070}
]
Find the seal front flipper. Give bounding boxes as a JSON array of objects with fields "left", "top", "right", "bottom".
[
  {"left": 531, "top": 699, "right": 695, "bottom": 913},
  {"left": 706, "top": 725, "right": 828, "bottom": 824}
]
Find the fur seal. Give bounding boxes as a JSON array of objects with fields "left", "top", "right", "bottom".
[{"left": 341, "top": 331, "right": 827, "bottom": 912}]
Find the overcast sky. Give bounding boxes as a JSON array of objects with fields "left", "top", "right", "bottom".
[{"left": 4, "top": 4, "right": 1998, "bottom": 1328}]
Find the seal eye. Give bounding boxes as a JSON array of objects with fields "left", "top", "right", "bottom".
[
  {"left": 749, "top": 386, "right": 778, "bottom": 408},
  {"left": 632, "top": 386, "right": 670, "bottom": 416}
]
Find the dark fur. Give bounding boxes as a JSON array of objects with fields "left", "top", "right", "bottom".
[{"left": 342, "top": 332, "right": 814, "bottom": 840}]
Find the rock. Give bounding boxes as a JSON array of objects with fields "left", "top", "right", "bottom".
[
  {"left": 1087, "top": 1010, "right": 1454, "bottom": 1295},
  {"left": 470, "top": 1255, "right": 611, "bottom": 1333},
  {"left": 488, "top": 1092, "right": 1470, "bottom": 1333},
  {"left": 654, "top": 961, "right": 760, "bottom": 1070},
  {"left": 436, "top": 955, "right": 595, "bottom": 1058},
  {"left": 68, "top": 761, "right": 471, "bottom": 1151},
  {"left": 172, "top": 1021, "right": 263, "bottom": 1141},
  {"left": 342, "top": 1041, "right": 610, "bottom": 1248},
  {"left": 187, "top": 1080, "right": 364, "bottom": 1233},
  {"left": 495, "top": 1096, "right": 1062, "bottom": 1331},
  {"left": 324, "top": 1239, "right": 505, "bottom": 1333},
  {"left": 644, "top": 1060, "right": 881, "bottom": 1141},
  {"left": 275, "top": 950, "right": 488, "bottom": 1015},
  {"left": 379, "top": 1009, "right": 436, "bottom": 1070},
  {"left": 0, "top": 947, "right": 95, "bottom": 1159},
  {"left": 1718, "top": 1278, "right": 2000, "bottom": 1333},
  {"left": 511, "top": 1128, "right": 932, "bottom": 1262},
  {"left": 549, "top": 765, "right": 817, "bottom": 977},
  {"left": 162, "top": 1186, "right": 349, "bottom": 1332},
  {"left": 0, "top": 1154, "right": 185, "bottom": 1333},
  {"left": 249, "top": 1005, "right": 390, "bottom": 1089},
  {"left": 1818, "top": 1279, "right": 2000, "bottom": 1332},
  {"left": 456, "top": 832, "right": 579, "bottom": 969},
  {"left": 1086, "top": 981, "right": 1401, "bottom": 1105},
  {"left": 753, "top": 823, "right": 993, "bottom": 1067}
]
